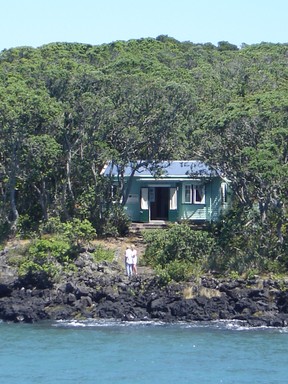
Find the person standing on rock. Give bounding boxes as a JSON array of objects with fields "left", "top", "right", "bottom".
[
  {"left": 125, "top": 245, "right": 133, "bottom": 277},
  {"left": 131, "top": 244, "right": 138, "bottom": 275}
]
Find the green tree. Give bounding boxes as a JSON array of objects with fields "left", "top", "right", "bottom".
[
  {"left": 0, "top": 78, "right": 62, "bottom": 231},
  {"left": 21, "top": 134, "right": 62, "bottom": 221},
  {"left": 99, "top": 77, "right": 195, "bottom": 205}
]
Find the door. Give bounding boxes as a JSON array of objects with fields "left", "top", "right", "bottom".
[{"left": 150, "top": 187, "right": 169, "bottom": 220}]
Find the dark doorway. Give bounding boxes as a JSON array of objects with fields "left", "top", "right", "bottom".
[{"left": 150, "top": 187, "right": 169, "bottom": 220}]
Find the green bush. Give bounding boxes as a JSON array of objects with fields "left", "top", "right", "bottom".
[
  {"left": 92, "top": 245, "right": 115, "bottom": 263},
  {"left": 212, "top": 205, "right": 288, "bottom": 274},
  {"left": 16, "top": 218, "right": 97, "bottom": 288},
  {"left": 39, "top": 216, "right": 63, "bottom": 235},
  {"left": 17, "top": 214, "right": 35, "bottom": 237},
  {"left": 165, "top": 260, "right": 193, "bottom": 282},
  {"left": 18, "top": 258, "right": 59, "bottom": 288},
  {"left": 40, "top": 217, "right": 97, "bottom": 248},
  {"left": 62, "top": 218, "right": 96, "bottom": 247},
  {"left": 143, "top": 223, "right": 215, "bottom": 267},
  {"left": 102, "top": 204, "right": 130, "bottom": 237},
  {"left": 28, "top": 238, "right": 73, "bottom": 263},
  {"left": 143, "top": 223, "right": 215, "bottom": 284},
  {"left": 154, "top": 266, "right": 172, "bottom": 286},
  {"left": 155, "top": 260, "right": 197, "bottom": 285},
  {"left": 17, "top": 237, "right": 76, "bottom": 288}
]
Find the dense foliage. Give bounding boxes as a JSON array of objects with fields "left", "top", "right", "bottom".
[
  {"left": 9, "top": 217, "right": 113, "bottom": 288},
  {"left": 0, "top": 37, "right": 287, "bottom": 274},
  {"left": 143, "top": 224, "right": 216, "bottom": 283}
]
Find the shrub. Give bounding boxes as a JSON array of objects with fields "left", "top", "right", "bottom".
[
  {"left": 143, "top": 223, "right": 215, "bottom": 268},
  {"left": 28, "top": 238, "right": 73, "bottom": 263},
  {"left": 143, "top": 223, "right": 215, "bottom": 284},
  {"left": 17, "top": 237, "right": 76, "bottom": 288},
  {"left": 18, "top": 258, "right": 59, "bottom": 289},
  {"left": 17, "top": 214, "right": 35, "bottom": 237},
  {"left": 62, "top": 218, "right": 96, "bottom": 247},
  {"left": 92, "top": 245, "right": 115, "bottom": 263},
  {"left": 212, "top": 205, "right": 288, "bottom": 274},
  {"left": 102, "top": 204, "right": 130, "bottom": 237},
  {"left": 154, "top": 266, "right": 172, "bottom": 286},
  {"left": 40, "top": 217, "right": 97, "bottom": 248},
  {"left": 39, "top": 216, "right": 63, "bottom": 235},
  {"left": 16, "top": 217, "right": 97, "bottom": 288},
  {"left": 165, "top": 260, "right": 194, "bottom": 282}
]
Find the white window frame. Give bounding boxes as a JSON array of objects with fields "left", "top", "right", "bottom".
[
  {"left": 193, "top": 184, "right": 205, "bottom": 204},
  {"left": 183, "top": 183, "right": 205, "bottom": 205},
  {"left": 184, "top": 184, "right": 192, "bottom": 203}
]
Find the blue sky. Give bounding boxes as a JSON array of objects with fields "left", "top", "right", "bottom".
[{"left": 0, "top": 0, "right": 287, "bottom": 51}]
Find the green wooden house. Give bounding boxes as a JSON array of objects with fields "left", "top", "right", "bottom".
[{"left": 102, "top": 160, "right": 230, "bottom": 223}]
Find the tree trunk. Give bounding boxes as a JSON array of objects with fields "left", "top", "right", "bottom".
[
  {"left": 9, "top": 174, "right": 19, "bottom": 232},
  {"left": 33, "top": 181, "right": 48, "bottom": 221},
  {"left": 66, "top": 148, "right": 75, "bottom": 201}
]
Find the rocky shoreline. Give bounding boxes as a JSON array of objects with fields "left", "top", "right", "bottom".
[{"left": 1, "top": 247, "right": 288, "bottom": 327}]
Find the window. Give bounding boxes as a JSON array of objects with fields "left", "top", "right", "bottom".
[
  {"left": 183, "top": 184, "right": 205, "bottom": 204},
  {"left": 194, "top": 185, "right": 205, "bottom": 204},
  {"left": 184, "top": 185, "right": 192, "bottom": 203}
]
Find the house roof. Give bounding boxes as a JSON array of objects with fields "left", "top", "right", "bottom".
[{"left": 102, "top": 160, "right": 219, "bottom": 178}]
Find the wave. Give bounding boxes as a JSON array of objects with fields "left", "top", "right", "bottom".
[
  {"left": 53, "top": 318, "right": 288, "bottom": 332},
  {"left": 53, "top": 318, "right": 167, "bottom": 328}
]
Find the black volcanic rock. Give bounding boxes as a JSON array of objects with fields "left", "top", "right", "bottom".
[{"left": 1, "top": 250, "right": 288, "bottom": 326}]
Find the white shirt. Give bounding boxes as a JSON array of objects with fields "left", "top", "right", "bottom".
[
  {"left": 125, "top": 248, "right": 133, "bottom": 264},
  {"left": 131, "top": 249, "right": 137, "bottom": 264}
]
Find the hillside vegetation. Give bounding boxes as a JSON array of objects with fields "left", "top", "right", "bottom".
[{"left": 0, "top": 36, "right": 287, "bottom": 278}]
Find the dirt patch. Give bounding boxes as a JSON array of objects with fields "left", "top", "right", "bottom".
[
  {"left": 92, "top": 235, "right": 145, "bottom": 255},
  {"left": 1, "top": 234, "right": 154, "bottom": 277},
  {"left": 91, "top": 234, "right": 152, "bottom": 274}
]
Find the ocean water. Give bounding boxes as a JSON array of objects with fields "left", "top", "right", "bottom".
[{"left": 0, "top": 320, "right": 287, "bottom": 384}]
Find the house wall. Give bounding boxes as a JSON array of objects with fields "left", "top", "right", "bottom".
[
  {"left": 178, "top": 178, "right": 223, "bottom": 222},
  {"left": 123, "top": 177, "right": 227, "bottom": 223},
  {"left": 123, "top": 179, "right": 179, "bottom": 222},
  {"left": 123, "top": 179, "right": 142, "bottom": 221}
]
